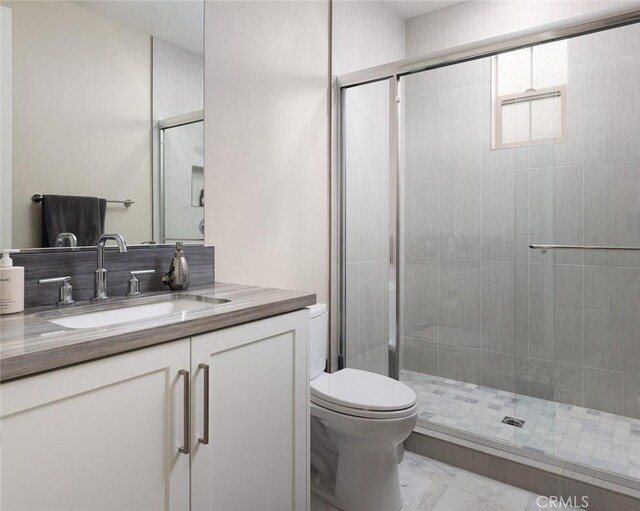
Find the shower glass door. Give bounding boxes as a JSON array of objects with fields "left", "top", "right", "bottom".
[
  {"left": 399, "top": 54, "right": 523, "bottom": 446},
  {"left": 341, "top": 79, "right": 393, "bottom": 376},
  {"left": 396, "top": 23, "right": 640, "bottom": 485},
  {"left": 512, "top": 24, "right": 640, "bottom": 483}
]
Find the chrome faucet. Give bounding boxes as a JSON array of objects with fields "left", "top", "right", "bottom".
[
  {"left": 92, "top": 234, "right": 127, "bottom": 301},
  {"left": 55, "top": 232, "right": 78, "bottom": 248}
]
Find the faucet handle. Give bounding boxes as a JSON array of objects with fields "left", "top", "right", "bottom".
[
  {"left": 126, "top": 270, "right": 156, "bottom": 297},
  {"left": 38, "top": 276, "right": 75, "bottom": 307}
]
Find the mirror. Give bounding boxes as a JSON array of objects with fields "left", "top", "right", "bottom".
[{"left": 0, "top": 0, "right": 204, "bottom": 248}]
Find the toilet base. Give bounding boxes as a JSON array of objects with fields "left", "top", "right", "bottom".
[
  {"left": 310, "top": 410, "right": 415, "bottom": 511},
  {"left": 334, "top": 445, "right": 403, "bottom": 511},
  {"left": 310, "top": 445, "right": 403, "bottom": 511}
]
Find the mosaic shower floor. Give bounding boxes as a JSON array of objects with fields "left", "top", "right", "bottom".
[{"left": 401, "top": 370, "right": 640, "bottom": 482}]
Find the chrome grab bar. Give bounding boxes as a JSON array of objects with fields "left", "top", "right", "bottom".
[{"left": 530, "top": 244, "right": 640, "bottom": 251}]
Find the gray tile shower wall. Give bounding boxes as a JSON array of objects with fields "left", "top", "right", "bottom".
[
  {"left": 13, "top": 245, "right": 214, "bottom": 308},
  {"left": 401, "top": 22, "right": 640, "bottom": 420}
]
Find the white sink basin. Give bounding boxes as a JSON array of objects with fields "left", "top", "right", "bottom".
[{"left": 42, "top": 296, "right": 230, "bottom": 330}]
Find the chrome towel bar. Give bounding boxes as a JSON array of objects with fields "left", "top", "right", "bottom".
[
  {"left": 31, "top": 194, "right": 134, "bottom": 208},
  {"left": 530, "top": 244, "right": 640, "bottom": 251}
]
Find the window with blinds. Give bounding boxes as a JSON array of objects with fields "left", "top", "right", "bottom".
[{"left": 492, "top": 41, "right": 568, "bottom": 149}]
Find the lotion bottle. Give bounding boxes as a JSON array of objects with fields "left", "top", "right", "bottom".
[{"left": 0, "top": 249, "right": 24, "bottom": 314}]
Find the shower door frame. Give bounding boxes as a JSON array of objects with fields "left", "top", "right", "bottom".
[
  {"left": 158, "top": 110, "right": 204, "bottom": 244},
  {"left": 333, "top": 4, "right": 640, "bottom": 378}
]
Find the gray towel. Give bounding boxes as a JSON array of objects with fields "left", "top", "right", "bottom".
[{"left": 41, "top": 195, "right": 106, "bottom": 247}]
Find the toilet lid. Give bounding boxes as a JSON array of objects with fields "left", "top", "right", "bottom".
[{"left": 310, "top": 369, "right": 416, "bottom": 412}]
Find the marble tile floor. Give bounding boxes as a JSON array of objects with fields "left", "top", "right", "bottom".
[
  {"left": 401, "top": 370, "right": 640, "bottom": 481},
  {"left": 310, "top": 451, "right": 576, "bottom": 511}
]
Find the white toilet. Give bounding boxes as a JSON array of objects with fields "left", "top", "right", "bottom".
[{"left": 307, "top": 304, "right": 417, "bottom": 511}]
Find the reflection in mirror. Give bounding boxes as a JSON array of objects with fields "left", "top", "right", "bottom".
[
  {"left": 0, "top": 0, "right": 204, "bottom": 248},
  {"left": 161, "top": 112, "right": 204, "bottom": 243}
]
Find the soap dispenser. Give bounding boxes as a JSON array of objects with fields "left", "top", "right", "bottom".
[
  {"left": 0, "top": 249, "right": 25, "bottom": 314},
  {"left": 162, "top": 242, "right": 191, "bottom": 291}
]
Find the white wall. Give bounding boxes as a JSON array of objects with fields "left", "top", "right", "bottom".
[
  {"left": 7, "top": 0, "right": 152, "bottom": 247},
  {"left": 0, "top": 6, "right": 11, "bottom": 248},
  {"left": 204, "top": 1, "right": 330, "bottom": 302}
]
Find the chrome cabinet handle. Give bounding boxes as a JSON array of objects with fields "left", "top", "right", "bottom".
[
  {"left": 198, "top": 363, "right": 210, "bottom": 445},
  {"left": 179, "top": 369, "right": 190, "bottom": 454}
]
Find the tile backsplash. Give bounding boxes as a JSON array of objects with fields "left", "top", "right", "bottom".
[{"left": 13, "top": 245, "right": 214, "bottom": 308}]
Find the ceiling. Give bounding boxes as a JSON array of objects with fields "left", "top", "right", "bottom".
[
  {"left": 72, "top": 1, "right": 204, "bottom": 55},
  {"left": 383, "top": 0, "right": 467, "bottom": 19}
]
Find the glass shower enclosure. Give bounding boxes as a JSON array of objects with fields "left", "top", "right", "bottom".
[
  {"left": 159, "top": 112, "right": 204, "bottom": 244},
  {"left": 336, "top": 10, "right": 640, "bottom": 492}
]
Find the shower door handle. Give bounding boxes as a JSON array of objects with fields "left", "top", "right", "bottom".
[{"left": 530, "top": 244, "right": 640, "bottom": 251}]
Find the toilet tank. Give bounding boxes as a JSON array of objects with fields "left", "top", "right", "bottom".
[{"left": 307, "top": 303, "right": 328, "bottom": 380}]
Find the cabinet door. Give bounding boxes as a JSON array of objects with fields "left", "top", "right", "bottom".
[
  {"left": 191, "top": 310, "right": 309, "bottom": 511},
  {"left": 0, "top": 340, "right": 191, "bottom": 511}
]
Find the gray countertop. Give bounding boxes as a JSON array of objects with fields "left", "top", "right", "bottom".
[{"left": 0, "top": 282, "right": 316, "bottom": 382}]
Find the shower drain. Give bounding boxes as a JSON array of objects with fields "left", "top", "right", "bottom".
[{"left": 502, "top": 416, "right": 525, "bottom": 428}]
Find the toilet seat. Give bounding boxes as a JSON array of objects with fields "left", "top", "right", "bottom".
[
  {"left": 311, "top": 395, "right": 418, "bottom": 420},
  {"left": 310, "top": 369, "right": 417, "bottom": 419}
]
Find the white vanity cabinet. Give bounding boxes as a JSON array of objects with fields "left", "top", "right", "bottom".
[
  {"left": 0, "top": 339, "right": 192, "bottom": 511},
  {"left": 190, "top": 310, "right": 309, "bottom": 511},
  {"left": 0, "top": 310, "right": 309, "bottom": 511}
]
